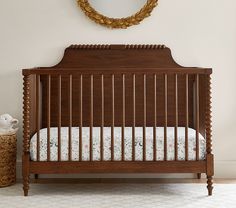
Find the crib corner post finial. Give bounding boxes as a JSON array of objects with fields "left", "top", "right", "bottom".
[
  {"left": 206, "top": 74, "right": 214, "bottom": 196},
  {"left": 22, "top": 74, "right": 31, "bottom": 196}
]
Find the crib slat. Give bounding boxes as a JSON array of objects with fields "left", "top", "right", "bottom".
[
  {"left": 79, "top": 75, "right": 83, "bottom": 161},
  {"left": 143, "top": 74, "right": 146, "bottom": 161},
  {"left": 185, "top": 74, "right": 189, "bottom": 161},
  {"left": 132, "top": 74, "right": 136, "bottom": 161},
  {"left": 47, "top": 75, "right": 51, "bottom": 162},
  {"left": 122, "top": 74, "right": 125, "bottom": 161},
  {"left": 111, "top": 74, "right": 115, "bottom": 161},
  {"left": 58, "top": 75, "right": 61, "bottom": 161},
  {"left": 164, "top": 74, "right": 168, "bottom": 161},
  {"left": 68, "top": 75, "right": 72, "bottom": 161},
  {"left": 101, "top": 75, "right": 104, "bottom": 161},
  {"left": 153, "top": 74, "right": 157, "bottom": 161},
  {"left": 36, "top": 75, "right": 40, "bottom": 161},
  {"left": 195, "top": 74, "right": 200, "bottom": 161},
  {"left": 90, "top": 75, "right": 93, "bottom": 161},
  {"left": 175, "top": 74, "right": 178, "bottom": 161}
]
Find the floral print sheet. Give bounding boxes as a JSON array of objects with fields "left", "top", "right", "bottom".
[{"left": 30, "top": 127, "right": 206, "bottom": 161}]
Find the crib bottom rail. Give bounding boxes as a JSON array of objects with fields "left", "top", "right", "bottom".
[{"left": 29, "top": 161, "right": 206, "bottom": 174}]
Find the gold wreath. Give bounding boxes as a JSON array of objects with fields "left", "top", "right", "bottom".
[{"left": 77, "top": 0, "right": 158, "bottom": 29}]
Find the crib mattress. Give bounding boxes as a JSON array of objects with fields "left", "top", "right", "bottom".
[{"left": 30, "top": 127, "right": 206, "bottom": 161}]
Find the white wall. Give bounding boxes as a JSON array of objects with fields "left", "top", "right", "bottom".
[{"left": 0, "top": 0, "right": 236, "bottom": 178}]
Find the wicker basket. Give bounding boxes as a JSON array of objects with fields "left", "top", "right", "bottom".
[{"left": 0, "top": 134, "right": 17, "bottom": 187}]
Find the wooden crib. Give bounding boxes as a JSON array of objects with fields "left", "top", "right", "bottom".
[{"left": 22, "top": 44, "right": 213, "bottom": 196}]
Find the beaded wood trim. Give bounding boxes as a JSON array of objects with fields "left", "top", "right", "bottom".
[
  {"left": 23, "top": 75, "right": 31, "bottom": 153},
  {"left": 77, "top": 0, "right": 158, "bottom": 29},
  {"left": 206, "top": 75, "right": 213, "bottom": 154},
  {"left": 0, "top": 134, "right": 17, "bottom": 187},
  {"left": 69, "top": 44, "right": 166, "bottom": 50}
]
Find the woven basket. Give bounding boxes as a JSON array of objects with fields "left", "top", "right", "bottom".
[{"left": 0, "top": 134, "right": 17, "bottom": 187}]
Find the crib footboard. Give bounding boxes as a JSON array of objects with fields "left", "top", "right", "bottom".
[{"left": 22, "top": 44, "right": 213, "bottom": 196}]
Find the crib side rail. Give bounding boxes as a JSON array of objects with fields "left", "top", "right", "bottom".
[
  {"left": 23, "top": 67, "right": 211, "bottom": 75},
  {"left": 22, "top": 68, "right": 212, "bottom": 163}
]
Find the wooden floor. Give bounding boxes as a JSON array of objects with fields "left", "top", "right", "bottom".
[{"left": 17, "top": 178, "right": 236, "bottom": 184}]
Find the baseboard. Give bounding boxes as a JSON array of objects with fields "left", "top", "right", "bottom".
[
  {"left": 16, "top": 160, "right": 236, "bottom": 179},
  {"left": 214, "top": 161, "right": 236, "bottom": 178}
]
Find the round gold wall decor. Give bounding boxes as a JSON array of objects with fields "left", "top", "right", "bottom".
[{"left": 77, "top": 0, "right": 158, "bottom": 29}]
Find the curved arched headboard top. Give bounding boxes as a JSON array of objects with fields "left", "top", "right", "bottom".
[
  {"left": 22, "top": 44, "right": 212, "bottom": 135},
  {"left": 55, "top": 44, "right": 181, "bottom": 68}
]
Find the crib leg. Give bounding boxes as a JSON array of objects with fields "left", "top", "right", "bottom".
[
  {"left": 197, "top": 173, "right": 201, "bottom": 179},
  {"left": 35, "top": 174, "right": 39, "bottom": 180},
  {"left": 206, "top": 154, "right": 214, "bottom": 196},
  {"left": 23, "top": 176, "right": 30, "bottom": 196},
  {"left": 22, "top": 154, "right": 30, "bottom": 196},
  {"left": 207, "top": 176, "right": 213, "bottom": 196}
]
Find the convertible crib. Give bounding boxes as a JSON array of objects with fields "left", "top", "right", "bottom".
[{"left": 22, "top": 44, "right": 213, "bottom": 196}]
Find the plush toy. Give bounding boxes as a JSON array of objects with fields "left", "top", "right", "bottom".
[{"left": 0, "top": 114, "right": 19, "bottom": 135}]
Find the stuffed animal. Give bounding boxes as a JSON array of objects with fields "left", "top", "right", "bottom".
[{"left": 0, "top": 114, "right": 19, "bottom": 135}]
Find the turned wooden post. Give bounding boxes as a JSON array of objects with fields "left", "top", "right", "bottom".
[
  {"left": 206, "top": 74, "right": 214, "bottom": 196},
  {"left": 22, "top": 74, "right": 31, "bottom": 196}
]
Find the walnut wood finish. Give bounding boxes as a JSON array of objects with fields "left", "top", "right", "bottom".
[
  {"left": 29, "top": 161, "right": 206, "bottom": 174},
  {"left": 111, "top": 74, "right": 115, "bottom": 161},
  {"left": 164, "top": 74, "right": 168, "bottom": 161},
  {"left": 132, "top": 74, "right": 136, "bottom": 161},
  {"left": 79, "top": 75, "right": 83, "bottom": 161},
  {"left": 174, "top": 74, "right": 178, "bottom": 161},
  {"left": 153, "top": 74, "right": 157, "bottom": 161},
  {"left": 195, "top": 74, "right": 200, "bottom": 161},
  {"left": 101, "top": 75, "right": 104, "bottom": 161},
  {"left": 90, "top": 75, "right": 93, "bottom": 161},
  {"left": 38, "top": 75, "right": 197, "bottom": 129},
  {"left": 36, "top": 75, "right": 40, "bottom": 161},
  {"left": 22, "top": 75, "right": 31, "bottom": 196},
  {"left": 47, "top": 75, "right": 51, "bottom": 162},
  {"left": 206, "top": 75, "right": 214, "bottom": 196},
  {"left": 22, "top": 44, "right": 213, "bottom": 196},
  {"left": 185, "top": 74, "right": 189, "bottom": 161},
  {"left": 122, "top": 74, "right": 125, "bottom": 161},
  {"left": 68, "top": 75, "right": 72, "bottom": 161},
  {"left": 143, "top": 74, "right": 147, "bottom": 161},
  {"left": 58, "top": 75, "right": 62, "bottom": 161}
]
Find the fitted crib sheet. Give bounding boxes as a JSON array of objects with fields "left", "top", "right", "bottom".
[{"left": 30, "top": 127, "right": 206, "bottom": 161}]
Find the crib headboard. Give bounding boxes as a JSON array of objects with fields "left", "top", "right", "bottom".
[
  {"left": 23, "top": 45, "right": 212, "bottom": 137},
  {"left": 55, "top": 45, "right": 178, "bottom": 68}
]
